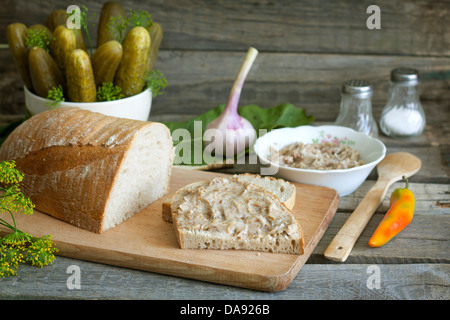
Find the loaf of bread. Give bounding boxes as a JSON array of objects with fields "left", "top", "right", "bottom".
[
  {"left": 170, "top": 176, "right": 304, "bottom": 254},
  {"left": 0, "top": 107, "right": 174, "bottom": 233},
  {"left": 162, "top": 173, "right": 296, "bottom": 223}
]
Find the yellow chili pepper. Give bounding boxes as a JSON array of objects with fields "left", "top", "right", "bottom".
[{"left": 368, "top": 176, "right": 415, "bottom": 247}]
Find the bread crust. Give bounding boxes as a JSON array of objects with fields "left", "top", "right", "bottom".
[{"left": 0, "top": 107, "right": 172, "bottom": 233}]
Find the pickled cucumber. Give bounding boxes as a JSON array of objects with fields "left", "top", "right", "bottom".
[
  {"left": 28, "top": 24, "right": 53, "bottom": 49},
  {"left": 65, "top": 49, "right": 96, "bottom": 102},
  {"left": 51, "top": 25, "right": 77, "bottom": 72},
  {"left": 97, "top": 1, "right": 127, "bottom": 46},
  {"left": 114, "top": 26, "right": 150, "bottom": 97},
  {"left": 46, "top": 9, "right": 86, "bottom": 52},
  {"left": 6, "top": 23, "right": 33, "bottom": 91},
  {"left": 44, "top": 9, "right": 67, "bottom": 31},
  {"left": 146, "top": 22, "right": 163, "bottom": 72},
  {"left": 28, "top": 46, "right": 65, "bottom": 98},
  {"left": 91, "top": 40, "right": 123, "bottom": 87}
]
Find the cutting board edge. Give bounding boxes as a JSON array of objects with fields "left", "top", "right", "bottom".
[{"left": 51, "top": 238, "right": 301, "bottom": 292}]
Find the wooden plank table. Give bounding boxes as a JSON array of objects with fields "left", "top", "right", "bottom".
[{"left": 0, "top": 0, "right": 449, "bottom": 303}]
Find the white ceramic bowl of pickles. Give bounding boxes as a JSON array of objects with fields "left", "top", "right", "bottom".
[
  {"left": 25, "top": 85, "right": 152, "bottom": 121},
  {"left": 8, "top": 2, "right": 164, "bottom": 122},
  {"left": 253, "top": 125, "right": 386, "bottom": 196}
]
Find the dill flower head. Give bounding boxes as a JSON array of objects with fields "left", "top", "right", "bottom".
[
  {"left": 0, "top": 160, "right": 23, "bottom": 185},
  {"left": 26, "top": 235, "right": 58, "bottom": 268},
  {"left": 0, "top": 160, "right": 57, "bottom": 277},
  {"left": 0, "top": 161, "right": 35, "bottom": 216},
  {"left": 0, "top": 243, "right": 23, "bottom": 277}
]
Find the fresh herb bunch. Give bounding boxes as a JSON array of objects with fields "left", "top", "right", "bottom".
[
  {"left": 25, "top": 29, "right": 50, "bottom": 53},
  {"left": 0, "top": 160, "right": 58, "bottom": 278},
  {"left": 108, "top": 9, "right": 153, "bottom": 43},
  {"left": 46, "top": 85, "right": 65, "bottom": 108},
  {"left": 97, "top": 82, "right": 124, "bottom": 101},
  {"left": 144, "top": 70, "right": 167, "bottom": 97}
]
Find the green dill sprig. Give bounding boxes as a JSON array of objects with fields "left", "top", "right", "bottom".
[
  {"left": 0, "top": 234, "right": 58, "bottom": 277},
  {"left": 0, "top": 160, "right": 35, "bottom": 224},
  {"left": 80, "top": 5, "right": 96, "bottom": 56},
  {"left": 97, "top": 82, "right": 124, "bottom": 101},
  {"left": 108, "top": 15, "right": 128, "bottom": 44},
  {"left": 144, "top": 69, "right": 167, "bottom": 97},
  {"left": 128, "top": 9, "right": 152, "bottom": 29},
  {"left": 25, "top": 28, "right": 51, "bottom": 52},
  {"left": 0, "top": 160, "right": 57, "bottom": 278},
  {"left": 108, "top": 9, "right": 153, "bottom": 43},
  {"left": 46, "top": 85, "right": 65, "bottom": 109}
]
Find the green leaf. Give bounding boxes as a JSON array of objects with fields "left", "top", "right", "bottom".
[
  {"left": 162, "top": 103, "right": 314, "bottom": 166},
  {"left": 239, "top": 103, "right": 314, "bottom": 134}
]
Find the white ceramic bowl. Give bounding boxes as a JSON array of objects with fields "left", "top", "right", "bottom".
[
  {"left": 253, "top": 125, "right": 386, "bottom": 196},
  {"left": 24, "top": 86, "right": 152, "bottom": 121}
]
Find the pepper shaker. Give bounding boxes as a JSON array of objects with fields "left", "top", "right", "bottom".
[
  {"left": 379, "top": 68, "right": 426, "bottom": 138},
  {"left": 334, "top": 79, "right": 378, "bottom": 138}
]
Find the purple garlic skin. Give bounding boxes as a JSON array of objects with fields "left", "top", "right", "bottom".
[
  {"left": 205, "top": 113, "right": 256, "bottom": 157},
  {"left": 204, "top": 47, "right": 259, "bottom": 158}
]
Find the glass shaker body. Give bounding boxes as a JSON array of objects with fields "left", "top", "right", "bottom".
[
  {"left": 334, "top": 80, "right": 378, "bottom": 138},
  {"left": 380, "top": 68, "right": 426, "bottom": 139}
]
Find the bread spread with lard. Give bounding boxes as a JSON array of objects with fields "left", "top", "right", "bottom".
[{"left": 171, "top": 176, "right": 304, "bottom": 254}]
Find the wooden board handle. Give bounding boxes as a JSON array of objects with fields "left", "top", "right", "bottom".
[{"left": 324, "top": 179, "right": 390, "bottom": 262}]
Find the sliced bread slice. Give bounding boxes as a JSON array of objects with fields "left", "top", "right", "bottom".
[
  {"left": 170, "top": 176, "right": 304, "bottom": 254},
  {"left": 234, "top": 173, "right": 296, "bottom": 210},
  {"left": 162, "top": 173, "right": 296, "bottom": 223}
]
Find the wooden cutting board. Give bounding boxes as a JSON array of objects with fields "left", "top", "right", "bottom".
[{"left": 1, "top": 168, "right": 340, "bottom": 292}]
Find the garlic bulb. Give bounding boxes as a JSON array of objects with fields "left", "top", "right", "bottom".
[{"left": 204, "top": 47, "right": 258, "bottom": 158}]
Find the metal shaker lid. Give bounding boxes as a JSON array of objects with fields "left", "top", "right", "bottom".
[
  {"left": 391, "top": 67, "right": 419, "bottom": 84},
  {"left": 341, "top": 79, "right": 373, "bottom": 98}
]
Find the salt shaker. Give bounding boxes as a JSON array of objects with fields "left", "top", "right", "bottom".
[
  {"left": 334, "top": 79, "right": 378, "bottom": 138},
  {"left": 379, "top": 68, "right": 426, "bottom": 138}
]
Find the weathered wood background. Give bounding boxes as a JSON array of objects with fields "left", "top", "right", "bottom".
[
  {"left": 0, "top": 0, "right": 448, "bottom": 299},
  {"left": 1, "top": 0, "right": 449, "bottom": 119}
]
